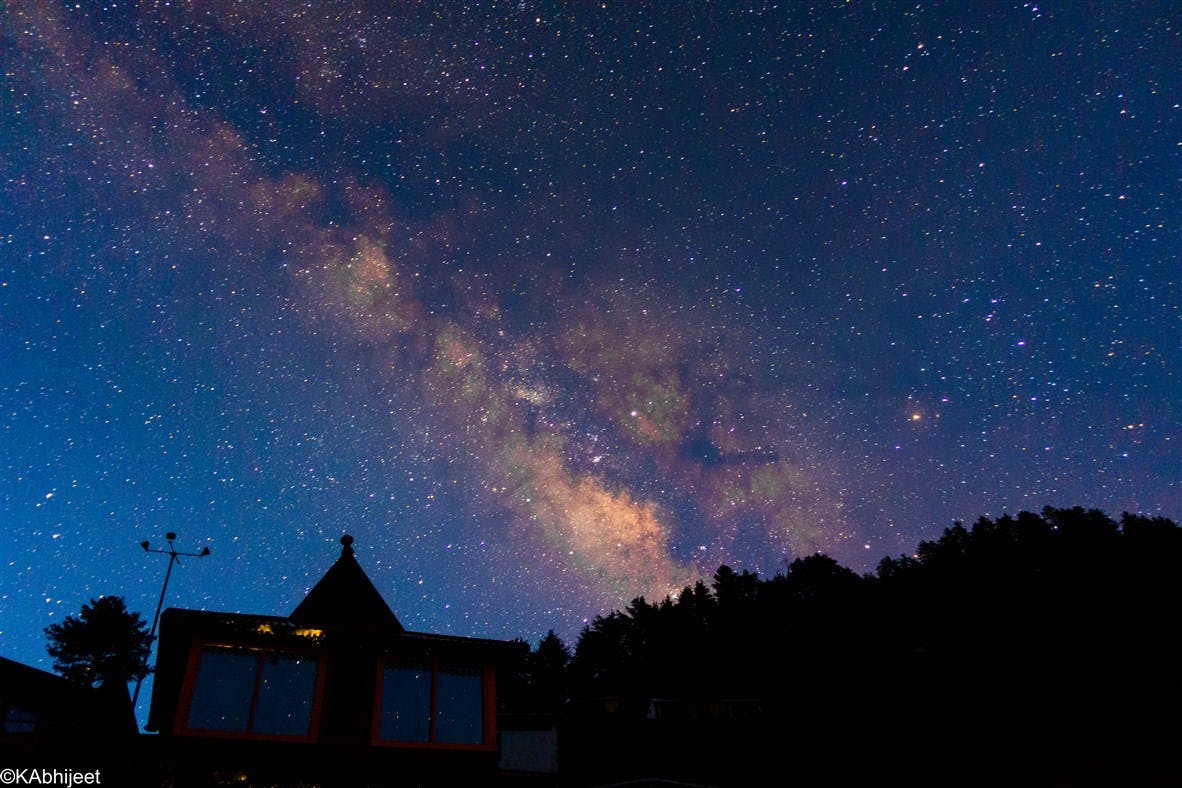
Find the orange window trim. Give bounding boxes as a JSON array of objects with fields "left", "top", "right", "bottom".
[
  {"left": 370, "top": 654, "right": 497, "bottom": 752},
  {"left": 173, "top": 639, "right": 326, "bottom": 742}
]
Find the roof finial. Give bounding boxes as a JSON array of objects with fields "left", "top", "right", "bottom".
[{"left": 340, "top": 534, "right": 355, "bottom": 557}]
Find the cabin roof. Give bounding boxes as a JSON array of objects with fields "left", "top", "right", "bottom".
[
  {"left": 145, "top": 534, "right": 523, "bottom": 733},
  {"left": 289, "top": 535, "right": 404, "bottom": 633}
]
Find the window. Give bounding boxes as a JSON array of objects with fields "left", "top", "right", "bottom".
[
  {"left": 377, "top": 660, "right": 485, "bottom": 746},
  {"left": 378, "top": 661, "right": 431, "bottom": 742},
  {"left": 186, "top": 647, "right": 318, "bottom": 737},
  {"left": 435, "top": 665, "right": 483, "bottom": 744},
  {"left": 2, "top": 704, "right": 37, "bottom": 735}
]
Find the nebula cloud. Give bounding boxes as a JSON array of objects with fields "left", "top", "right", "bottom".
[{"left": 8, "top": 0, "right": 1169, "bottom": 653}]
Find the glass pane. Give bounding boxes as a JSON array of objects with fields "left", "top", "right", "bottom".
[
  {"left": 4, "top": 705, "right": 37, "bottom": 734},
  {"left": 379, "top": 662, "right": 432, "bottom": 742},
  {"left": 252, "top": 655, "right": 318, "bottom": 736},
  {"left": 435, "top": 665, "right": 483, "bottom": 744},
  {"left": 187, "top": 649, "right": 257, "bottom": 732}
]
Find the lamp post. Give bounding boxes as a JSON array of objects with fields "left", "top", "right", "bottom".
[{"left": 131, "top": 532, "right": 211, "bottom": 710}]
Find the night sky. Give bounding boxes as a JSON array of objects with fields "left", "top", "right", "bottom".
[{"left": 2, "top": 0, "right": 1177, "bottom": 722}]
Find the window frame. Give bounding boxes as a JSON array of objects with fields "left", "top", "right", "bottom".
[
  {"left": 175, "top": 640, "right": 326, "bottom": 742},
  {"left": 0, "top": 701, "right": 38, "bottom": 737},
  {"left": 371, "top": 654, "right": 496, "bottom": 751}
]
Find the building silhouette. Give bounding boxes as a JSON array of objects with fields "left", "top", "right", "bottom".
[{"left": 147, "top": 535, "right": 524, "bottom": 786}]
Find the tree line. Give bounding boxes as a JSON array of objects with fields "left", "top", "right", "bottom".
[
  {"left": 43, "top": 506, "right": 1181, "bottom": 784},
  {"left": 504, "top": 507, "right": 1182, "bottom": 785}
]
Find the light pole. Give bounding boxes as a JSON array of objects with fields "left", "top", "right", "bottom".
[{"left": 131, "top": 532, "right": 211, "bottom": 710}]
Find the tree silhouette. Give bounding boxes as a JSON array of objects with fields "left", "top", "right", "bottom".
[
  {"left": 529, "top": 630, "right": 571, "bottom": 710},
  {"left": 45, "top": 596, "right": 152, "bottom": 688},
  {"left": 558, "top": 507, "right": 1182, "bottom": 786}
]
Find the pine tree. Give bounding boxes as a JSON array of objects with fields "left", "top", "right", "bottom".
[{"left": 44, "top": 596, "right": 152, "bottom": 687}]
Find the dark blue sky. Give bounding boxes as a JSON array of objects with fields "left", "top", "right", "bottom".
[{"left": 2, "top": 0, "right": 1177, "bottom": 721}]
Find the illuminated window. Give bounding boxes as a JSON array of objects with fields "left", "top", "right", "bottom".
[
  {"left": 377, "top": 660, "right": 484, "bottom": 745},
  {"left": 187, "top": 647, "right": 317, "bottom": 736}
]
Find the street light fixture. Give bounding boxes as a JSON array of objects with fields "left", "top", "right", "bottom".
[{"left": 131, "top": 532, "right": 211, "bottom": 709}]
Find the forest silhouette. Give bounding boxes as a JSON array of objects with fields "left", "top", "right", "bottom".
[{"left": 504, "top": 507, "right": 1182, "bottom": 786}]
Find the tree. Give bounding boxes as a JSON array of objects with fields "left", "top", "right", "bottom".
[
  {"left": 529, "top": 630, "right": 572, "bottom": 710},
  {"left": 45, "top": 596, "right": 152, "bottom": 687}
]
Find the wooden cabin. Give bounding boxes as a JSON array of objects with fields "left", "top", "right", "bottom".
[{"left": 146, "top": 535, "right": 524, "bottom": 785}]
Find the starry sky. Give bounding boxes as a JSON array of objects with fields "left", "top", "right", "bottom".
[{"left": 1, "top": 0, "right": 1177, "bottom": 719}]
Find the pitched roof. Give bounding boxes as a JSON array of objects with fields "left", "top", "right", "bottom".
[
  {"left": 289, "top": 535, "right": 404, "bottom": 633},
  {"left": 0, "top": 656, "right": 137, "bottom": 738}
]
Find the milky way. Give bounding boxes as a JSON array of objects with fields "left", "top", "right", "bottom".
[{"left": 1, "top": 1, "right": 1177, "bottom": 720}]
